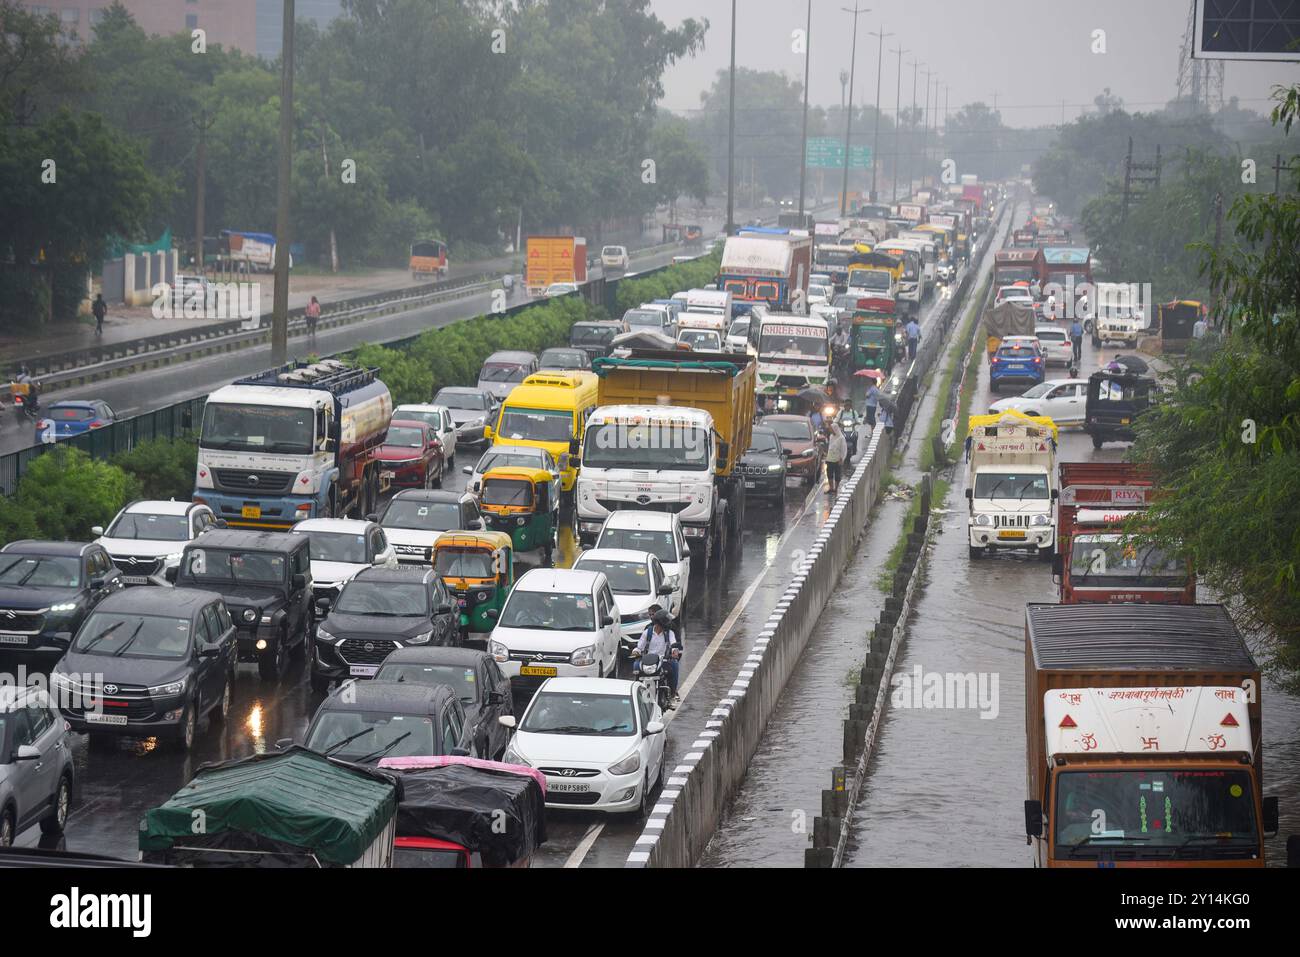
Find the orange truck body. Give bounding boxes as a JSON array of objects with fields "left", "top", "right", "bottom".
[{"left": 525, "top": 236, "right": 588, "bottom": 292}]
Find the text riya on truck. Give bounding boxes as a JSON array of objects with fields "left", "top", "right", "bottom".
[
  {"left": 194, "top": 360, "right": 392, "bottom": 530},
  {"left": 718, "top": 231, "right": 812, "bottom": 313},
  {"left": 1053, "top": 462, "right": 1195, "bottom": 605},
  {"left": 965, "top": 411, "right": 1058, "bottom": 561},
  {"left": 576, "top": 349, "right": 756, "bottom": 566},
  {"left": 1024, "top": 602, "right": 1292, "bottom": 868},
  {"left": 525, "top": 235, "right": 588, "bottom": 295},
  {"left": 755, "top": 314, "right": 831, "bottom": 412}
]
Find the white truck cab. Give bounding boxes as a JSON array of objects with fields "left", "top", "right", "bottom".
[
  {"left": 755, "top": 312, "right": 831, "bottom": 400},
  {"left": 965, "top": 412, "right": 1058, "bottom": 561},
  {"left": 1093, "top": 282, "right": 1146, "bottom": 347}
]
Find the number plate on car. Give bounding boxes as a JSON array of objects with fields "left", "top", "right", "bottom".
[
  {"left": 86, "top": 713, "right": 128, "bottom": 726},
  {"left": 520, "top": 665, "right": 558, "bottom": 678},
  {"left": 548, "top": 781, "right": 590, "bottom": 792},
  {"left": 349, "top": 666, "right": 378, "bottom": 678},
  {"left": 241, "top": 505, "right": 261, "bottom": 519},
  {"left": 0, "top": 634, "right": 27, "bottom": 645},
  {"left": 744, "top": 481, "right": 756, "bottom": 489},
  {"left": 121, "top": 575, "right": 148, "bottom": 585},
  {"left": 998, "top": 530, "right": 1027, "bottom": 539}
]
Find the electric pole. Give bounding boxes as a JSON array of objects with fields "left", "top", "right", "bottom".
[
  {"left": 271, "top": 0, "right": 295, "bottom": 366},
  {"left": 797, "top": 0, "right": 813, "bottom": 220},
  {"left": 868, "top": 26, "right": 893, "bottom": 203},
  {"left": 890, "top": 45, "right": 907, "bottom": 203},
  {"left": 920, "top": 69, "right": 933, "bottom": 190},
  {"left": 839, "top": 4, "right": 870, "bottom": 217},
  {"left": 906, "top": 58, "right": 922, "bottom": 200},
  {"left": 725, "top": 0, "right": 737, "bottom": 236},
  {"left": 193, "top": 110, "right": 213, "bottom": 274}
]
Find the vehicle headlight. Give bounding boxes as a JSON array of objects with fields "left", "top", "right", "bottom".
[
  {"left": 768, "top": 463, "right": 783, "bottom": 472},
  {"left": 974, "top": 514, "right": 992, "bottom": 527},
  {"left": 242, "top": 608, "right": 257, "bottom": 623},
  {"left": 608, "top": 751, "right": 641, "bottom": 776},
  {"left": 316, "top": 627, "right": 337, "bottom": 643},
  {"left": 489, "top": 639, "right": 509, "bottom": 663},
  {"left": 49, "top": 601, "right": 79, "bottom": 614},
  {"left": 148, "top": 678, "right": 187, "bottom": 696},
  {"left": 407, "top": 630, "right": 433, "bottom": 645},
  {"left": 502, "top": 742, "right": 529, "bottom": 766},
  {"left": 570, "top": 645, "right": 596, "bottom": 667},
  {"left": 1031, "top": 514, "right": 1050, "bottom": 527},
  {"left": 163, "top": 552, "right": 183, "bottom": 567},
  {"left": 516, "top": 516, "right": 525, "bottom": 526}
]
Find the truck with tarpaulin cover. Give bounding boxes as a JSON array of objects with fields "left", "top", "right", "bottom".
[
  {"left": 194, "top": 359, "right": 393, "bottom": 530},
  {"left": 1023, "top": 603, "right": 1290, "bottom": 868},
  {"left": 139, "top": 746, "right": 398, "bottom": 867},
  {"left": 379, "top": 755, "right": 546, "bottom": 868},
  {"left": 578, "top": 350, "right": 756, "bottom": 564},
  {"left": 719, "top": 231, "right": 812, "bottom": 311},
  {"left": 1054, "top": 462, "right": 1195, "bottom": 605},
  {"left": 965, "top": 411, "right": 1058, "bottom": 561},
  {"left": 983, "top": 299, "right": 1037, "bottom": 360}
]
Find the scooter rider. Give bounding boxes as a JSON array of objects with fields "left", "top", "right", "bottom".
[{"left": 631, "top": 609, "right": 682, "bottom": 709}]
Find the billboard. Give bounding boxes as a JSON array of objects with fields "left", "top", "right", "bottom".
[{"left": 1194, "top": 0, "right": 1300, "bottom": 61}]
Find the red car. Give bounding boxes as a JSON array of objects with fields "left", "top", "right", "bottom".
[
  {"left": 376, "top": 419, "right": 445, "bottom": 490},
  {"left": 761, "top": 414, "right": 823, "bottom": 486}
]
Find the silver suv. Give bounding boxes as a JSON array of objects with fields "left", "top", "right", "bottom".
[{"left": 0, "top": 687, "right": 75, "bottom": 846}]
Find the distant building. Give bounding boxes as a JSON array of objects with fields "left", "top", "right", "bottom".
[{"left": 20, "top": 0, "right": 345, "bottom": 60}]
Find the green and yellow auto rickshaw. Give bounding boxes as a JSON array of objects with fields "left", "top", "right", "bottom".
[
  {"left": 432, "top": 531, "right": 515, "bottom": 644},
  {"left": 478, "top": 466, "right": 559, "bottom": 564}
]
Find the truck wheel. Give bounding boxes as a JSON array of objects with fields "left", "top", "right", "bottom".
[
  {"left": 968, "top": 546, "right": 983, "bottom": 560},
  {"left": 1037, "top": 545, "right": 1055, "bottom": 562}
]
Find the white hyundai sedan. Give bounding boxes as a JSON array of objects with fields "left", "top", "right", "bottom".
[{"left": 501, "top": 677, "right": 665, "bottom": 816}]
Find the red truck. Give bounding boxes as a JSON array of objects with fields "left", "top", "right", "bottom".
[
  {"left": 993, "top": 248, "right": 1043, "bottom": 290},
  {"left": 1053, "top": 463, "right": 1195, "bottom": 605}
]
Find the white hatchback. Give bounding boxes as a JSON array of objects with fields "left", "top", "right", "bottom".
[
  {"left": 290, "top": 517, "right": 396, "bottom": 609},
  {"left": 501, "top": 676, "right": 665, "bottom": 815},
  {"left": 488, "top": 568, "right": 622, "bottom": 693},
  {"left": 572, "top": 548, "right": 679, "bottom": 649},
  {"left": 592, "top": 511, "right": 691, "bottom": 613},
  {"left": 1033, "top": 326, "right": 1074, "bottom": 367}
]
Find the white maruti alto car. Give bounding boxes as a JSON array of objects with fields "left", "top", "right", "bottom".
[
  {"left": 93, "top": 500, "right": 218, "bottom": 586},
  {"left": 989, "top": 378, "right": 1089, "bottom": 427},
  {"left": 488, "top": 568, "right": 622, "bottom": 695},
  {"left": 500, "top": 676, "right": 665, "bottom": 816}
]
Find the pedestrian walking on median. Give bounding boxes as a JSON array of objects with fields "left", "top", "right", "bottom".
[
  {"left": 306, "top": 296, "right": 321, "bottom": 339},
  {"left": 823, "top": 422, "right": 848, "bottom": 496},
  {"left": 879, "top": 403, "right": 894, "bottom": 436},
  {"left": 864, "top": 381, "right": 880, "bottom": 427},
  {"left": 905, "top": 318, "right": 920, "bottom": 361},
  {"left": 92, "top": 293, "right": 107, "bottom": 336},
  {"left": 1069, "top": 317, "right": 1084, "bottom": 364}
]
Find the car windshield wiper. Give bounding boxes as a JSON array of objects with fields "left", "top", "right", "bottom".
[
  {"left": 543, "top": 725, "right": 599, "bottom": 735},
  {"left": 1066, "top": 835, "right": 1152, "bottom": 856},
  {"left": 320, "top": 727, "right": 374, "bottom": 756},
  {"left": 352, "top": 732, "right": 412, "bottom": 764},
  {"left": 110, "top": 620, "right": 146, "bottom": 657},
  {"left": 77, "top": 620, "right": 125, "bottom": 653},
  {"left": 595, "top": 726, "right": 633, "bottom": 735},
  {"left": 983, "top": 478, "right": 1008, "bottom": 500}
]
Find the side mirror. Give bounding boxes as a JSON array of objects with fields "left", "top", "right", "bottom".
[
  {"left": 450, "top": 746, "right": 471, "bottom": 757},
  {"left": 462, "top": 466, "right": 473, "bottom": 475},
  {"left": 1050, "top": 488, "right": 1059, "bottom": 502},
  {"left": 657, "top": 585, "right": 674, "bottom": 596},
  {"left": 1051, "top": 554, "right": 1063, "bottom": 577},
  {"left": 497, "top": 715, "right": 517, "bottom": 729},
  {"left": 372, "top": 554, "right": 386, "bottom": 566},
  {"left": 90, "top": 577, "right": 106, "bottom": 590},
  {"left": 644, "top": 720, "right": 665, "bottom": 735},
  {"left": 1024, "top": 799, "right": 1043, "bottom": 839},
  {"left": 485, "top": 608, "right": 499, "bottom": 620},
  {"left": 315, "top": 598, "right": 332, "bottom": 615},
  {"left": 275, "top": 737, "right": 294, "bottom": 751},
  {"left": 292, "top": 574, "right": 307, "bottom": 590},
  {"left": 1288, "top": 835, "right": 1300, "bottom": 869},
  {"left": 199, "top": 644, "right": 222, "bottom": 658},
  {"left": 435, "top": 604, "right": 453, "bottom": 616},
  {"left": 1263, "top": 795, "right": 1280, "bottom": 835},
  {"left": 570, "top": 456, "right": 580, "bottom": 469},
  {"left": 164, "top": 567, "right": 178, "bottom": 584},
  {"left": 487, "top": 691, "right": 505, "bottom": 705},
  {"left": 366, "top": 513, "right": 379, "bottom": 523},
  {"left": 568, "top": 437, "right": 580, "bottom": 456},
  {"left": 13, "top": 744, "right": 41, "bottom": 762},
  {"left": 780, "top": 448, "right": 792, "bottom": 457},
  {"left": 601, "top": 614, "right": 615, "bottom": 627},
  {"left": 965, "top": 488, "right": 973, "bottom": 500},
  {"left": 483, "top": 426, "right": 494, "bottom": 441},
  {"left": 91, "top": 525, "right": 104, "bottom": 536}
]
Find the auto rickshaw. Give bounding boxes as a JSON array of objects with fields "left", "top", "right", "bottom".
[
  {"left": 478, "top": 466, "right": 559, "bottom": 564},
  {"left": 432, "top": 530, "right": 515, "bottom": 643},
  {"left": 1084, "top": 369, "right": 1158, "bottom": 449}
]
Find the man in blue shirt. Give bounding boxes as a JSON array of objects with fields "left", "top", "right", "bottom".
[
  {"left": 1069, "top": 317, "right": 1084, "bottom": 363},
  {"left": 905, "top": 319, "right": 920, "bottom": 360},
  {"left": 864, "top": 381, "right": 880, "bottom": 427}
]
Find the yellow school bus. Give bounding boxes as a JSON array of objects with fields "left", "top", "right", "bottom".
[{"left": 486, "top": 371, "right": 598, "bottom": 494}]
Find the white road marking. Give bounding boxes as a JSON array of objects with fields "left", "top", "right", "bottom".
[{"left": 563, "top": 820, "right": 606, "bottom": 869}]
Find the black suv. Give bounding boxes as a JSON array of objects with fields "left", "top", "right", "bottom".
[
  {"left": 52, "top": 588, "right": 237, "bottom": 750},
  {"left": 302, "top": 681, "right": 480, "bottom": 763},
  {"left": 737, "top": 425, "right": 788, "bottom": 503},
  {"left": 310, "top": 565, "right": 459, "bottom": 694},
  {"left": 0, "top": 541, "right": 123, "bottom": 654},
  {"left": 169, "top": 529, "right": 312, "bottom": 681}
]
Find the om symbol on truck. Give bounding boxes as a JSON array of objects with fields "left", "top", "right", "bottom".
[
  {"left": 1079, "top": 732, "right": 1098, "bottom": 751},
  {"left": 1203, "top": 733, "right": 1227, "bottom": 751}
]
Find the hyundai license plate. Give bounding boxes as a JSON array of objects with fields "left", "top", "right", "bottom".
[{"left": 548, "top": 781, "right": 590, "bottom": 792}]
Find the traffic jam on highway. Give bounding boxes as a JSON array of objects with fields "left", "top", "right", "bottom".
[{"left": 0, "top": 182, "right": 1293, "bottom": 875}]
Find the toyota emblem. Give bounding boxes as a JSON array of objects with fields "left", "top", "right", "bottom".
[
  {"left": 104, "top": 684, "right": 118, "bottom": 695},
  {"left": 364, "top": 641, "right": 375, "bottom": 652}
]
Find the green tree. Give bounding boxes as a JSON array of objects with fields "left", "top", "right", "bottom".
[{"left": 6, "top": 448, "right": 139, "bottom": 541}]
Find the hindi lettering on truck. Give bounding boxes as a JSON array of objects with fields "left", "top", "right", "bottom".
[
  {"left": 194, "top": 360, "right": 393, "bottom": 529},
  {"left": 1024, "top": 603, "right": 1289, "bottom": 868},
  {"left": 965, "top": 412, "right": 1058, "bottom": 561}
]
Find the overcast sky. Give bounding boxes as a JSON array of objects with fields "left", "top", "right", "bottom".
[{"left": 649, "top": 0, "right": 1298, "bottom": 128}]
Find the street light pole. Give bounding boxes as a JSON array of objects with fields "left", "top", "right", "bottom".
[
  {"left": 797, "top": 0, "right": 813, "bottom": 220},
  {"left": 890, "top": 45, "right": 906, "bottom": 203},
  {"left": 725, "top": 0, "right": 737, "bottom": 236},
  {"left": 839, "top": 4, "right": 869, "bottom": 217},
  {"left": 906, "top": 58, "right": 921, "bottom": 200},
  {"left": 271, "top": 0, "right": 295, "bottom": 367},
  {"left": 920, "top": 69, "right": 933, "bottom": 191},
  {"left": 868, "top": 26, "right": 893, "bottom": 204}
]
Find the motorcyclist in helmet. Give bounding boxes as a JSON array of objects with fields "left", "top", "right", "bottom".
[{"left": 631, "top": 609, "right": 682, "bottom": 708}]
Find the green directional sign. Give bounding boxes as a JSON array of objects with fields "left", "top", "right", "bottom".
[{"left": 805, "top": 137, "right": 871, "bottom": 169}]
